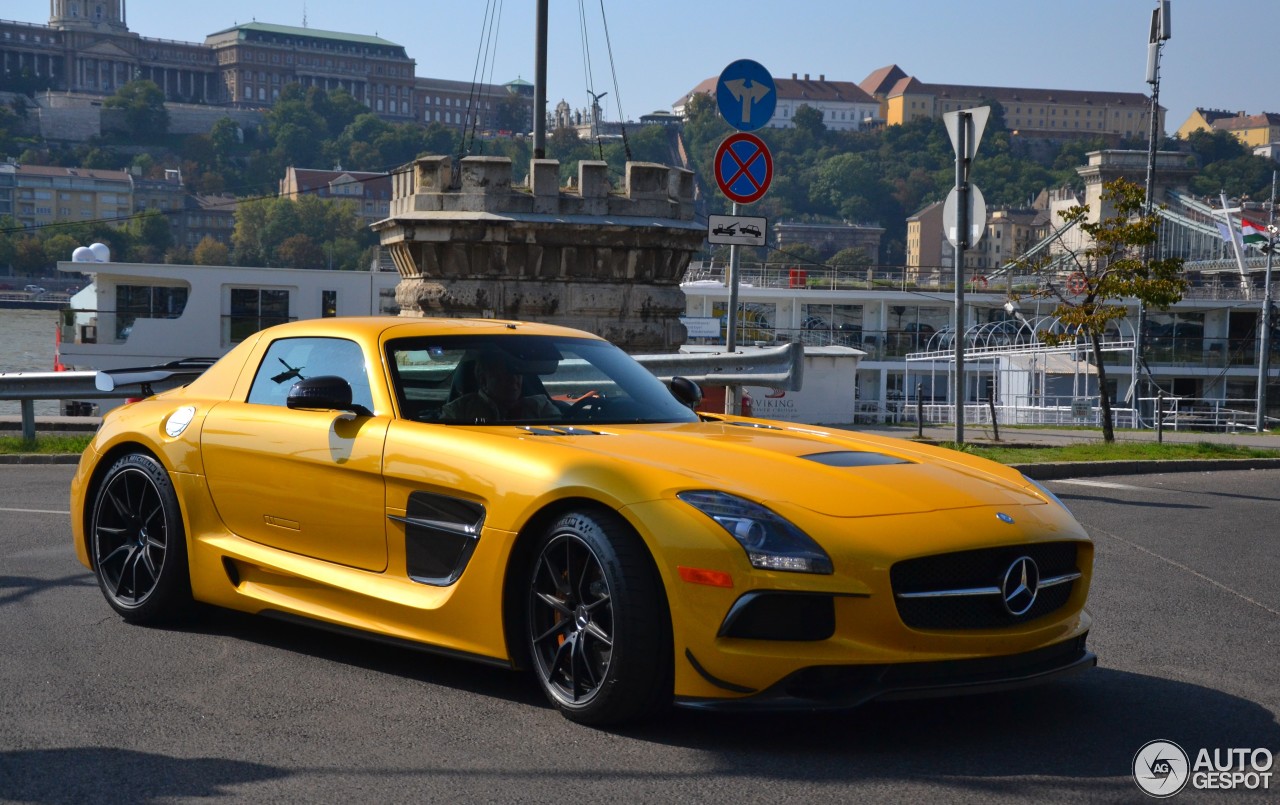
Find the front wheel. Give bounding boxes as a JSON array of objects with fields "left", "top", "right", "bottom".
[
  {"left": 526, "top": 509, "right": 671, "bottom": 725},
  {"left": 89, "top": 453, "right": 191, "bottom": 624}
]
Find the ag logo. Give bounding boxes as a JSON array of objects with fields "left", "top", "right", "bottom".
[{"left": 1133, "top": 740, "right": 1190, "bottom": 798}]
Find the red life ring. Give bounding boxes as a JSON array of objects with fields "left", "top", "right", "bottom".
[
  {"left": 1066, "top": 272, "right": 1087, "bottom": 295},
  {"left": 972, "top": 275, "right": 988, "bottom": 290}
]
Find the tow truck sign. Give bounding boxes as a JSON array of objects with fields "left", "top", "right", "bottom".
[{"left": 708, "top": 214, "right": 767, "bottom": 246}]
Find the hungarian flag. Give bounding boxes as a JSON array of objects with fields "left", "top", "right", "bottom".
[{"left": 1242, "top": 217, "right": 1269, "bottom": 246}]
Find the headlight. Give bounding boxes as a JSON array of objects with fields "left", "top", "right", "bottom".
[
  {"left": 1022, "top": 474, "right": 1071, "bottom": 512},
  {"left": 677, "top": 490, "right": 833, "bottom": 574}
]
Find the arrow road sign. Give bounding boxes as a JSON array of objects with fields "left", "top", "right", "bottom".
[
  {"left": 716, "top": 59, "right": 776, "bottom": 132},
  {"left": 708, "top": 214, "right": 767, "bottom": 246},
  {"left": 714, "top": 132, "right": 773, "bottom": 205}
]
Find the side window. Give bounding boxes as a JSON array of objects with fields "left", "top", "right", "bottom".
[{"left": 246, "top": 337, "right": 374, "bottom": 412}]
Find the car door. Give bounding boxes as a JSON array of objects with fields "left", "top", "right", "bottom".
[{"left": 202, "top": 336, "right": 390, "bottom": 572}]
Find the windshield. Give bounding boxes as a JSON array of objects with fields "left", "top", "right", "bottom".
[{"left": 386, "top": 335, "right": 700, "bottom": 426}]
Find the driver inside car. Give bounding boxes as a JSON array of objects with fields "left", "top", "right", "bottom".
[{"left": 440, "top": 349, "right": 561, "bottom": 423}]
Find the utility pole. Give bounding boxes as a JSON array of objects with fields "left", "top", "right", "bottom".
[
  {"left": 532, "top": 0, "right": 548, "bottom": 159},
  {"left": 1139, "top": 1, "right": 1171, "bottom": 426}
]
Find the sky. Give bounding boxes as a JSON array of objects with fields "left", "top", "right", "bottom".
[{"left": 5, "top": 0, "right": 1275, "bottom": 132}]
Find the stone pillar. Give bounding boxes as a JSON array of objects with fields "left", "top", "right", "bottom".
[{"left": 375, "top": 156, "right": 703, "bottom": 352}]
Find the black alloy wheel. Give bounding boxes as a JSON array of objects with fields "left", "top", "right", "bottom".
[
  {"left": 90, "top": 453, "right": 191, "bottom": 623},
  {"left": 527, "top": 509, "right": 670, "bottom": 725}
]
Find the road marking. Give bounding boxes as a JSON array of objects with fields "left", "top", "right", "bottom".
[
  {"left": 1088, "top": 523, "right": 1280, "bottom": 619},
  {"left": 1052, "top": 479, "right": 1145, "bottom": 490},
  {"left": 0, "top": 506, "right": 71, "bottom": 515}
]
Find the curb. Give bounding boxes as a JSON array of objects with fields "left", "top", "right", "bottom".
[
  {"left": 0, "top": 454, "right": 82, "bottom": 465},
  {"left": 1013, "top": 457, "right": 1280, "bottom": 480}
]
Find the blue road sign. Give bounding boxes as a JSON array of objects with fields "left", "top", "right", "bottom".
[
  {"left": 716, "top": 59, "right": 776, "bottom": 132},
  {"left": 714, "top": 132, "right": 773, "bottom": 205}
]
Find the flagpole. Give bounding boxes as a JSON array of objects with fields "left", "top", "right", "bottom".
[
  {"left": 1256, "top": 170, "right": 1276, "bottom": 432},
  {"left": 1221, "top": 192, "right": 1251, "bottom": 296}
]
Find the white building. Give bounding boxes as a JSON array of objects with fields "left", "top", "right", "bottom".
[{"left": 674, "top": 73, "right": 882, "bottom": 132}]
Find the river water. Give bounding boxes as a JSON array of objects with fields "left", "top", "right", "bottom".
[{"left": 0, "top": 308, "right": 63, "bottom": 416}]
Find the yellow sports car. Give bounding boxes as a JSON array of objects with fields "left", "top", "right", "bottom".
[{"left": 70, "top": 317, "right": 1094, "bottom": 725}]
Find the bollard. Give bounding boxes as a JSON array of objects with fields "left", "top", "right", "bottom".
[
  {"left": 1156, "top": 391, "right": 1164, "bottom": 443},
  {"left": 916, "top": 383, "right": 924, "bottom": 439}
]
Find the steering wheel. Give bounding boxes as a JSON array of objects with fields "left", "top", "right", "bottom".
[{"left": 567, "top": 390, "right": 604, "bottom": 419}]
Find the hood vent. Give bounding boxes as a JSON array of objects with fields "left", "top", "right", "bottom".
[
  {"left": 519, "top": 425, "right": 609, "bottom": 436},
  {"left": 801, "top": 451, "right": 912, "bottom": 467}
]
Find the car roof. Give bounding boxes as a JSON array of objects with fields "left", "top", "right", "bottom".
[{"left": 261, "top": 316, "right": 606, "bottom": 342}]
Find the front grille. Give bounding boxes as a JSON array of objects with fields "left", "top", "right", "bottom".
[{"left": 890, "top": 541, "right": 1081, "bottom": 630}]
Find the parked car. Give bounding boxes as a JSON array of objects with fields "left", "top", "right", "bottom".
[{"left": 71, "top": 316, "right": 1095, "bottom": 724}]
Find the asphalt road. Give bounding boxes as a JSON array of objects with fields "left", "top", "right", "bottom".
[{"left": 2, "top": 466, "right": 1278, "bottom": 803}]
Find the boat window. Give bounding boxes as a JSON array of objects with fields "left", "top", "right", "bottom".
[
  {"left": 246, "top": 336, "right": 374, "bottom": 412},
  {"left": 115, "top": 284, "right": 189, "bottom": 340},
  {"left": 228, "top": 288, "right": 291, "bottom": 344},
  {"left": 322, "top": 290, "right": 337, "bottom": 317}
]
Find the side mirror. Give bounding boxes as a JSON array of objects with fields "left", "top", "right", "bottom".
[
  {"left": 669, "top": 376, "right": 703, "bottom": 410},
  {"left": 287, "top": 376, "right": 371, "bottom": 416}
]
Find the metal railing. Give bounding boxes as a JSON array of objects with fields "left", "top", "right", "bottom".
[{"left": 0, "top": 370, "right": 188, "bottom": 441}]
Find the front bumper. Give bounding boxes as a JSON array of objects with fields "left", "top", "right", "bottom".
[{"left": 676, "top": 633, "right": 1095, "bottom": 712}]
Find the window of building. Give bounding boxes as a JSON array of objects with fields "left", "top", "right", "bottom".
[{"left": 322, "top": 290, "right": 337, "bottom": 317}]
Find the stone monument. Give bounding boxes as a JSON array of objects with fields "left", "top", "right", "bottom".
[{"left": 373, "top": 155, "right": 703, "bottom": 352}]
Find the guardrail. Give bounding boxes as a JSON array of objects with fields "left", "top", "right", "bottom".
[{"left": 0, "top": 371, "right": 191, "bottom": 441}]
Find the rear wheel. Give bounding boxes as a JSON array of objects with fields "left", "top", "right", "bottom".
[
  {"left": 90, "top": 453, "right": 191, "bottom": 624},
  {"left": 526, "top": 509, "right": 670, "bottom": 725}
]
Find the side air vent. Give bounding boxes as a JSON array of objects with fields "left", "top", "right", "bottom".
[{"left": 389, "top": 492, "right": 486, "bottom": 586}]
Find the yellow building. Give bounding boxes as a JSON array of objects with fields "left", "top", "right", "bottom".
[
  {"left": 12, "top": 164, "right": 133, "bottom": 230},
  {"left": 860, "top": 65, "right": 1160, "bottom": 139},
  {"left": 1176, "top": 109, "right": 1280, "bottom": 147}
]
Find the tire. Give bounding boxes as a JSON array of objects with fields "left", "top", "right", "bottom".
[
  {"left": 89, "top": 453, "right": 192, "bottom": 624},
  {"left": 526, "top": 509, "right": 671, "bottom": 725}
]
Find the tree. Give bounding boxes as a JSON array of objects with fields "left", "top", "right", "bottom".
[
  {"left": 1016, "top": 178, "right": 1186, "bottom": 442},
  {"left": 494, "top": 95, "right": 528, "bottom": 133},
  {"left": 791, "top": 104, "right": 827, "bottom": 140},
  {"left": 103, "top": 79, "right": 169, "bottom": 140},
  {"left": 192, "top": 235, "right": 230, "bottom": 266},
  {"left": 127, "top": 210, "right": 173, "bottom": 262},
  {"left": 275, "top": 233, "right": 326, "bottom": 269},
  {"left": 11, "top": 237, "right": 48, "bottom": 275},
  {"left": 829, "top": 246, "right": 871, "bottom": 267}
]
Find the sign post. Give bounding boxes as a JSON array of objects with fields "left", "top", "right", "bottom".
[
  {"left": 941, "top": 106, "right": 990, "bottom": 444},
  {"left": 715, "top": 60, "right": 775, "bottom": 415}
]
